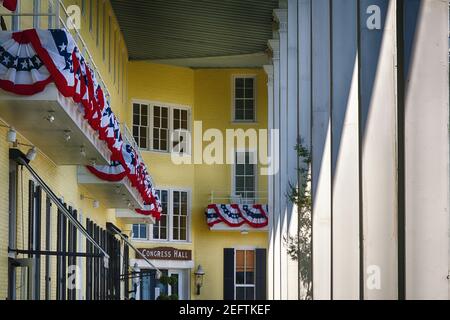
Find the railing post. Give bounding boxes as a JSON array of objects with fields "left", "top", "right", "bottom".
[{"left": 54, "top": 0, "right": 60, "bottom": 28}]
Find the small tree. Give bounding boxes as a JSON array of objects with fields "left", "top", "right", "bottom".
[
  {"left": 286, "top": 142, "right": 313, "bottom": 300},
  {"left": 156, "top": 275, "right": 179, "bottom": 300}
]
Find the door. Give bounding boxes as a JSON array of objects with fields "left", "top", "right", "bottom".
[{"left": 168, "top": 270, "right": 183, "bottom": 300}]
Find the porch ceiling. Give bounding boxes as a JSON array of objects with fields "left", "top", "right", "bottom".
[{"left": 110, "top": 0, "right": 278, "bottom": 66}]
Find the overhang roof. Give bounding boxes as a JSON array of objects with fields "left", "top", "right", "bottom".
[{"left": 110, "top": 0, "right": 278, "bottom": 66}]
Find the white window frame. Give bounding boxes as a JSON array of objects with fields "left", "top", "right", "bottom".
[
  {"left": 151, "top": 188, "right": 170, "bottom": 241},
  {"left": 231, "top": 149, "right": 258, "bottom": 204},
  {"left": 234, "top": 248, "right": 256, "bottom": 300},
  {"left": 131, "top": 100, "right": 192, "bottom": 154},
  {"left": 132, "top": 223, "right": 148, "bottom": 240},
  {"left": 131, "top": 188, "right": 192, "bottom": 243},
  {"left": 231, "top": 75, "right": 257, "bottom": 123}
]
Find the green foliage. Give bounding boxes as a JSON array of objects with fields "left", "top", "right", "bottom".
[
  {"left": 157, "top": 275, "right": 179, "bottom": 300},
  {"left": 286, "top": 141, "right": 313, "bottom": 300}
]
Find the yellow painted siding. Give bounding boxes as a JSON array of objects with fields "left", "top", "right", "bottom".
[
  {"left": 126, "top": 63, "right": 269, "bottom": 300},
  {"left": 0, "top": 1, "right": 269, "bottom": 300},
  {"left": 0, "top": 0, "right": 128, "bottom": 299}
]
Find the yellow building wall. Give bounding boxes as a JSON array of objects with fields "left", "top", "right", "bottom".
[
  {"left": 0, "top": 0, "right": 129, "bottom": 299},
  {"left": 192, "top": 69, "right": 268, "bottom": 300},
  {"left": 0, "top": 1, "right": 269, "bottom": 300},
  {"left": 126, "top": 63, "right": 269, "bottom": 300}
]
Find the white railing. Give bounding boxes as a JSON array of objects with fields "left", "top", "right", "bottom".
[
  {"left": 1, "top": 0, "right": 111, "bottom": 99},
  {"left": 209, "top": 191, "right": 268, "bottom": 205},
  {"left": 120, "top": 123, "right": 154, "bottom": 187}
]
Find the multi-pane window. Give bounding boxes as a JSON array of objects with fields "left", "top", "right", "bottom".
[
  {"left": 132, "top": 223, "right": 148, "bottom": 240},
  {"left": 152, "top": 105, "right": 169, "bottom": 151},
  {"left": 96, "top": 0, "right": 100, "bottom": 46},
  {"left": 89, "top": 0, "right": 93, "bottom": 32},
  {"left": 172, "top": 108, "right": 189, "bottom": 153},
  {"left": 132, "top": 103, "right": 190, "bottom": 152},
  {"left": 132, "top": 189, "right": 190, "bottom": 242},
  {"left": 234, "top": 152, "right": 256, "bottom": 201},
  {"left": 235, "top": 250, "right": 255, "bottom": 300},
  {"left": 102, "top": 2, "right": 106, "bottom": 61},
  {"left": 152, "top": 190, "right": 168, "bottom": 240},
  {"left": 133, "top": 103, "right": 149, "bottom": 149},
  {"left": 172, "top": 191, "right": 188, "bottom": 241},
  {"left": 234, "top": 77, "right": 256, "bottom": 122},
  {"left": 108, "top": 16, "right": 111, "bottom": 72}
]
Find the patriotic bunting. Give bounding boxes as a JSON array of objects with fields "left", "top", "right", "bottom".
[
  {"left": 0, "top": 29, "right": 161, "bottom": 219},
  {"left": 206, "top": 204, "right": 269, "bottom": 228},
  {"left": 1, "top": 0, "right": 17, "bottom": 12}
]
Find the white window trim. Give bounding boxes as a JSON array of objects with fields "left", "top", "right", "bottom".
[
  {"left": 131, "top": 187, "right": 192, "bottom": 243},
  {"left": 231, "top": 149, "right": 258, "bottom": 203},
  {"left": 233, "top": 248, "right": 257, "bottom": 300},
  {"left": 231, "top": 74, "right": 257, "bottom": 123},
  {"left": 131, "top": 99, "right": 192, "bottom": 154}
]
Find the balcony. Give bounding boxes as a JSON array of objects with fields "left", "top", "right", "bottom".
[
  {"left": 0, "top": 1, "right": 113, "bottom": 165},
  {"left": 206, "top": 191, "right": 269, "bottom": 232},
  {"left": 0, "top": 84, "right": 111, "bottom": 165},
  {"left": 77, "top": 124, "right": 145, "bottom": 210}
]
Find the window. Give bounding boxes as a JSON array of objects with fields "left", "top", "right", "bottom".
[
  {"left": 234, "top": 151, "right": 256, "bottom": 202},
  {"left": 133, "top": 103, "right": 149, "bottom": 149},
  {"left": 89, "top": 0, "right": 93, "bottom": 32},
  {"left": 152, "top": 105, "right": 169, "bottom": 151},
  {"left": 172, "top": 191, "right": 188, "bottom": 241},
  {"left": 102, "top": 2, "right": 106, "bottom": 61},
  {"left": 96, "top": 0, "right": 100, "bottom": 46},
  {"left": 113, "top": 32, "right": 117, "bottom": 83},
  {"left": 132, "top": 189, "right": 190, "bottom": 242},
  {"left": 132, "top": 223, "right": 148, "bottom": 240},
  {"left": 235, "top": 250, "right": 255, "bottom": 300},
  {"left": 152, "top": 190, "right": 168, "bottom": 240},
  {"left": 132, "top": 102, "right": 191, "bottom": 153},
  {"left": 233, "top": 76, "right": 256, "bottom": 122},
  {"left": 108, "top": 16, "right": 111, "bottom": 72}
]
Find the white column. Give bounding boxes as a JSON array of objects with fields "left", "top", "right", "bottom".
[
  {"left": 274, "top": 7, "right": 289, "bottom": 301},
  {"left": 311, "top": 0, "right": 332, "bottom": 300},
  {"left": 268, "top": 38, "right": 281, "bottom": 300},
  {"left": 263, "top": 64, "right": 275, "bottom": 300},
  {"left": 298, "top": 0, "right": 312, "bottom": 300},
  {"left": 330, "top": 0, "right": 360, "bottom": 300},
  {"left": 404, "top": 0, "right": 449, "bottom": 300},
  {"left": 286, "top": 0, "right": 299, "bottom": 300},
  {"left": 359, "top": 0, "right": 398, "bottom": 299}
]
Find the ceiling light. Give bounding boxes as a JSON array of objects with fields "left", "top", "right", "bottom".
[
  {"left": 93, "top": 200, "right": 100, "bottom": 209},
  {"left": 240, "top": 229, "right": 249, "bottom": 235},
  {"left": 26, "top": 147, "right": 37, "bottom": 161},
  {"left": 89, "top": 158, "right": 96, "bottom": 166},
  {"left": 7, "top": 127, "right": 16, "bottom": 143},
  {"left": 64, "top": 130, "right": 71, "bottom": 142},
  {"left": 46, "top": 111, "right": 55, "bottom": 123},
  {"left": 80, "top": 146, "right": 86, "bottom": 157}
]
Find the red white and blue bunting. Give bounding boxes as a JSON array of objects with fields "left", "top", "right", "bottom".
[
  {"left": 0, "top": 29, "right": 161, "bottom": 219},
  {"left": 1, "top": 0, "right": 17, "bottom": 11},
  {"left": 206, "top": 204, "right": 268, "bottom": 228}
]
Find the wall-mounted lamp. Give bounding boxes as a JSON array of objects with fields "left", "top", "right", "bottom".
[
  {"left": 80, "top": 146, "right": 86, "bottom": 158},
  {"left": 194, "top": 265, "right": 205, "bottom": 295},
  {"left": 1, "top": 122, "right": 17, "bottom": 143},
  {"left": 26, "top": 147, "right": 37, "bottom": 161},
  {"left": 7, "top": 127, "right": 16, "bottom": 143}
]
